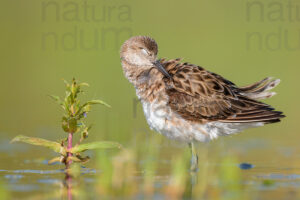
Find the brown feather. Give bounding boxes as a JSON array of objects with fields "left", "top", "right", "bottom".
[
  {"left": 161, "top": 59, "right": 285, "bottom": 124},
  {"left": 239, "top": 77, "right": 272, "bottom": 92}
]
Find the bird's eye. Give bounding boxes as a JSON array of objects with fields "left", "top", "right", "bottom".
[{"left": 141, "top": 48, "right": 149, "bottom": 56}]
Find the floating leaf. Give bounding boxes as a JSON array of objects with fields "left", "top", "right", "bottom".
[
  {"left": 11, "top": 135, "right": 66, "bottom": 155},
  {"left": 71, "top": 141, "right": 122, "bottom": 153}
]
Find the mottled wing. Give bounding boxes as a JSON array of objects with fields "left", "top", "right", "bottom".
[{"left": 160, "top": 59, "right": 284, "bottom": 123}]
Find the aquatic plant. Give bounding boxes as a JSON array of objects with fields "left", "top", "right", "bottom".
[
  {"left": 11, "top": 78, "right": 121, "bottom": 173},
  {"left": 97, "top": 149, "right": 138, "bottom": 198}
]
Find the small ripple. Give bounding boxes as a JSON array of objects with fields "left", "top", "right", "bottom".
[
  {"left": 8, "top": 184, "right": 39, "bottom": 192},
  {"left": 4, "top": 174, "right": 24, "bottom": 179},
  {"left": 258, "top": 173, "right": 300, "bottom": 180},
  {"left": 12, "top": 169, "right": 64, "bottom": 174},
  {"left": 37, "top": 179, "right": 62, "bottom": 184}
]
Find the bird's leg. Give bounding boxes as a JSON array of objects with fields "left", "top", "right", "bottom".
[{"left": 189, "top": 142, "right": 198, "bottom": 172}]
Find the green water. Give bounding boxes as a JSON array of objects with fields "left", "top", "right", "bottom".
[{"left": 0, "top": 0, "right": 299, "bottom": 199}]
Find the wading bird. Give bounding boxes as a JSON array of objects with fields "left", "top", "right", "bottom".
[{"left": 120, "top": 36, "right": 285, "bottom": 171}]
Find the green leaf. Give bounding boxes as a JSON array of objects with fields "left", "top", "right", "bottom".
[
  {"left": 71, "top": 141, "right": 122, "bottom": 153},
  {"left": 68, "top": 118, "right": 78, "bottom": 133},
  {"left": 49, "top": 95, "right": 61, "bottom": 102},
  {"left": 49, "top": 95, "right": 63, "bottom": 104},
  {"left": 75, "top": 100, "right": 110, "bottom": 117},
  {"left": 63, "top": 79, "right": 69, "bottom": 86},
  {"left": 11, "top": 135, "right": 66, "bottom": 155},
  {"left": 61, "top": 117, "right": 77, "bottom": 133},
  {"left": 76, "top": 155, "right": 90, "bottom": 163},
  {"left": 48, "top": 156, "right": 64, "bottom": 165},
  {"left": 67, "top": 156, "right": 82, "bottom": 162},
  {"left": 62, "top": 116, "right": 69, "bottom": 133},
  {"left": 85, "top": 100, "right": 111, "bottom": 108},
  {"left": 80, "top": 127, "right": 89, "bottom": 140},
  {"left": 67, "top": 155, "right": 90, "bottom": 163},
  {"left": 48, "top": 95, "right": 65, "bottom": 110},
  {"left": 79, "top": 82, "right": 89, "bottom": 87}
]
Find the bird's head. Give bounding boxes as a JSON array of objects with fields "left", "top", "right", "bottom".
[
  {"left": 120, "top": 36, "right": 171, "bottom": 79},
  {"left": 120, "top": 36, "right": 158, "bottom": 66}
]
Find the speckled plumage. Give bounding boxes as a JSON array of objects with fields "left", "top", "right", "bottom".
[{"left": 120, "top": 36, "right": 285, "bottom": 142}]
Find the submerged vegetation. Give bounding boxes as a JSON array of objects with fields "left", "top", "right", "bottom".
[
  {"left": 11, "top": 78, "right": 121, "bottom": 174},
  {"left": 95, "top": 140, "right": 250, "bottom": 200}
]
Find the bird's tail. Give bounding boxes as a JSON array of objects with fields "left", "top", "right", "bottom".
[{"left": 239, "top": 77, "right": 281, "bottom": 100}]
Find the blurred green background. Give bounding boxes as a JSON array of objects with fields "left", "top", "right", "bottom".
[
  {"left": 0, "top": 0, "right": 300, "bottom": 140},
  {"left": 0, "top": 0, "right": 299, "bottom": 198},
  {"left": 0, "top": 0, "right": 297, "bottom": 143}
]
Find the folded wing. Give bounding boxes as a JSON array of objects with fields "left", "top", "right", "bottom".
[{"left": 160, "top": 59, "right": 285, "bottom": 123}]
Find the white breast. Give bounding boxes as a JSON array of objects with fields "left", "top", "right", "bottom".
[
  {"left": 141, "top": 100, "right": 208, "bottom": 142},
  {"left": 140, "top": 100, "right": 264, "bottom": 143}
]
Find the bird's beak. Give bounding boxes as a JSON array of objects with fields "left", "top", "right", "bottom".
[{"left": 153, "top": 60, "right": 172, "bottom": 79}]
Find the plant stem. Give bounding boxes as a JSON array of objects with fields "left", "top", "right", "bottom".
[
  {"left": 65, "top": 132, "right": 73, "bottom": 195},
  {"left": 66, "top": 132, "right": 73, "bottom": 169}
]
